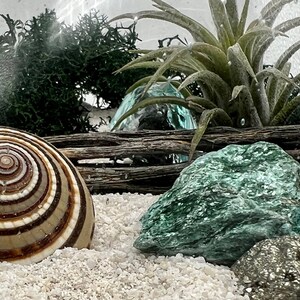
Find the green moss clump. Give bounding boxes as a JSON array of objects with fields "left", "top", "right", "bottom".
[{"left": 0, "top": 9, "right": 149, "bottom": 136}]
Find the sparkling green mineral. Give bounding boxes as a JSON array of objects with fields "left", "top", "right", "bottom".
[{"left": 134, "top": 142, "right": 300, "bottom": 266}]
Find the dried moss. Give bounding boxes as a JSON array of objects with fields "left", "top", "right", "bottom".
[{"left": 0, "top": 9, "right": 149, "bottom": 136}]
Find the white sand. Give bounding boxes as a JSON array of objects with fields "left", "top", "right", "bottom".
[{"left": 0, "top": 193, "right": 250, "bottom": 300}]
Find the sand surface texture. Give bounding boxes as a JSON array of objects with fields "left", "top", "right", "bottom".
[{"left": 1, "top": 193, "right": 249, "bottom": 300}]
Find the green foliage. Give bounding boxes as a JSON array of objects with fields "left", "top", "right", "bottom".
[
  {"left": 72, "top": 11, "right": 150, "bottom": 108},
  {"left": 111, "top": 0, "right": 300, "bottom": 159},
  {"left": 3, "top": 10, "right": 90, "bottom": 136},
  {"left": 0, "top": 9, "right": 149, "bottom": 136}
]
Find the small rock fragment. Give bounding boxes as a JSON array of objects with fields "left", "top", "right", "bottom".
[{"left": 232, "top": 236, "right": 300, "bottom": 300}]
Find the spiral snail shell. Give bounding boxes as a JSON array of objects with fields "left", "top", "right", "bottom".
[{"left": 0, "top": 127, "right": 95, "bottom": 264}]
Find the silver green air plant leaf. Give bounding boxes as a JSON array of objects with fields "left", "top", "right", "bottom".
[{"left": 111, "top": 0, "right": 300, "bottom": 160}]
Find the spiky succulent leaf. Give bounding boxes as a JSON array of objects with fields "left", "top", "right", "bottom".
[
  {"left": 251, "top": 36, "right": 275, "bottom": 72},
  {"left": 273, "top": 62, "right": 291, "bottom": 100},
  {"left": 167, "top": 81, "right": 192, "bottom": 99},
  {"left": 152, "top": 0, "right": 174, "bottom": 9},
  {"left": 191, "top": 43, "right": 227, "bottom": 64},
  {"left": 169, "top": 62, "right": 200, "bottom": 75},
  {"left": 238, "top": 25, "right": 284, "bottom": 58},
  {"left": 231, "top": 85, "right": 263, "bottom": 127},
  {"left": 275, "top": 17, "right": 300, "bottom": 33},
  {"left": 271, "top": 73, "right": 300, "bottom": 119},
  {"left": 126, "top": 75, "right": 168, "bottom": 94},
  {"left": 118, "top": 47, "right": 197, "bottom": 96},
  {"left": 284, "top": 103, "right": 300, "bottom": 125},
  {"left": 267, "top": 40, "right": 300, "bottom": 111},
  {"left": 252, "top": 18, "right": 300, "bottom": 72},
  {"left": 242, "top": 38, "right": 257, "bottom": 66},
  {"left": 187, "top": 96, "right": 218, "bottom": 109},
  {"left": 209, "top": 0, "right": 235, "bottom": 51},
  {"left": 250, "top": 81, "right": 270, "bottom": 125},
  {"left": 191, "top": 42, "right": 230, "bottom": 81},
  {"left": 117, "top": 61, "right": 163, "bottom": 72},
  {"left": 115, "top": 47, "right": 178, "bottom": 74},
  {"left": 270, "top": 95, "right": 300, "bottom": 125},
  {"left": 140, "top": 48, "right": 190, "bottom": 97},
  {"left": 129, "top": 49, "right": 152, "bottom": 54},
  {"left": 225, "top": 0, "right": 239, "bottom": 37},
  {"left": 236, "top": 0, "right": 250, "bottom": 38},
  {"left": 183, "top": 53, "right": 207, "bottom": 71},
  {"left": 274, "top": 40, "right": 300, "bottom": 71},
  {"left": 227, "top": 43, "right": 257, "bottom": 88},
  {"left": 260, "top": 0, "right": 293, "bottom": 27},
  {"left": 250, "top": 67, "right": 294, "bottom": 124},
  {"left": 256, "top": 67, "right": 294, "bottom": 85},
  {"left": 189, "top": 108, "right": 232, "bottom": 161},
  {"left": 178, "top": 70, "right": 232, "bottom": 110},
  {"left": 187, "top": 102, "right": 207, "bottom": 114},
  {"left": 191, "top": 51, "right": 216, "bottom": 71}
]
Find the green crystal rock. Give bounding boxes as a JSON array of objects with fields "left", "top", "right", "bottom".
[{"left": 134, "top": 142, "right": 300, "bottom": 266}]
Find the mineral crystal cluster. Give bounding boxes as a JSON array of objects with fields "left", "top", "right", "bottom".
[{"left": 232, "top": 236, "right": 300, "bottom": 299}]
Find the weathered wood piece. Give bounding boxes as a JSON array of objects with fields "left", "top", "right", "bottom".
[{"left": 44, "top": 125, "right": 300, "bottom": 194}]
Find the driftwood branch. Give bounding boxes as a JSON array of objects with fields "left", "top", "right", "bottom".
[
  {"left": 77, "top": 163, "right": 189, "bottom": 194},
  {"left": 44, "top": 125, "right": 300, "bottom": 194}
]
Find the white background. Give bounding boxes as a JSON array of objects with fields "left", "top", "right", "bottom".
[{"left": 0, "top": 0, "right": 300, "bottom": 73}]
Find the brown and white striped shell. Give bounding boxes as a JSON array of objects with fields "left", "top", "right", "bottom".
[{"left": 0, "top": 127, "right": 95, "bottom": 264}]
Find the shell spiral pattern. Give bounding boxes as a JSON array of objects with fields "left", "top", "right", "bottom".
[{"left": 0, "top": 127, "right": 95, "bottom": 264}]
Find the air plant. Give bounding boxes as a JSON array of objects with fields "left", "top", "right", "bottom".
[{"left": 111, "top": 0, "right": 300, "bottom": 160}]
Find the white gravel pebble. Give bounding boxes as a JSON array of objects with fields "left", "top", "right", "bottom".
[{"left": 0, "top": 193, "right": 249, "bottom": 300}]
